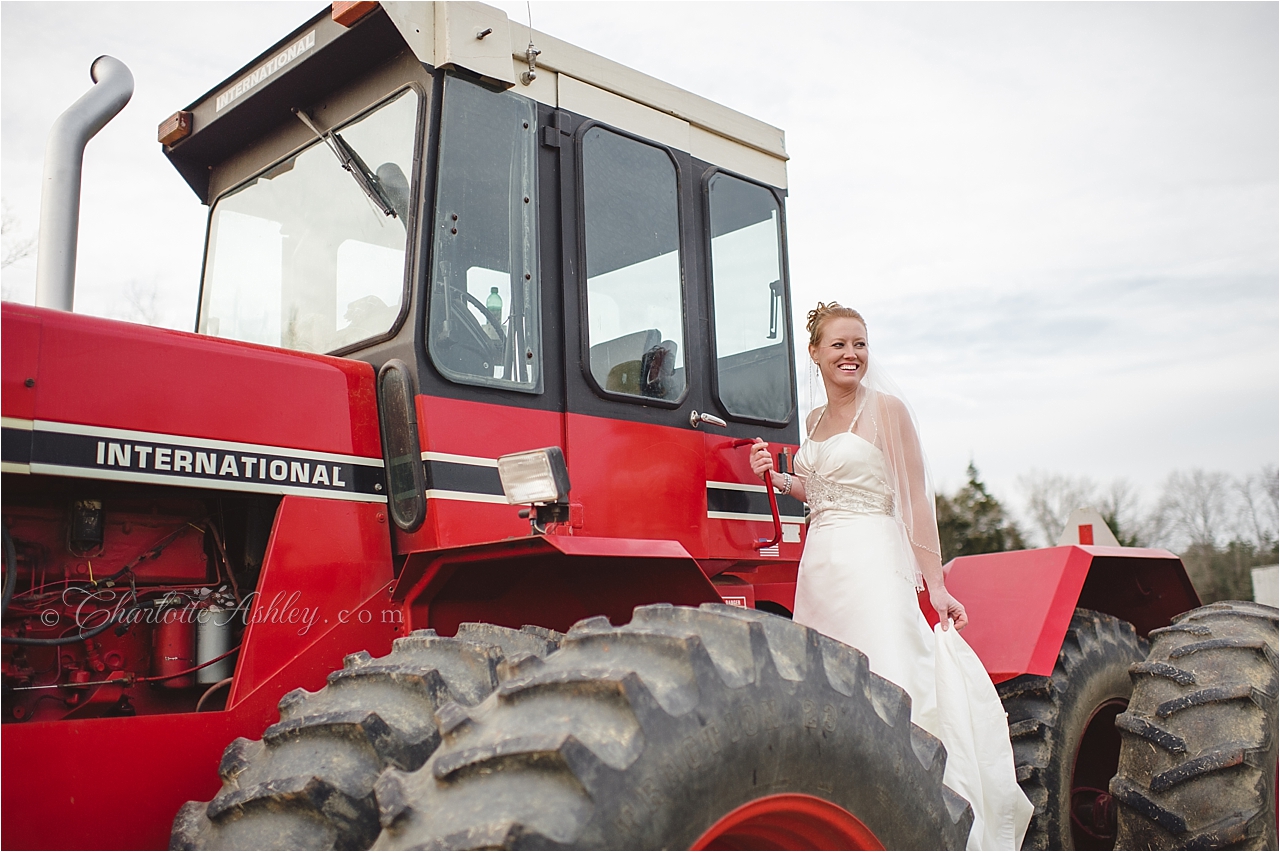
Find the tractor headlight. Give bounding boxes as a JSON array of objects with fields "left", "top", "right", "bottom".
[{"left": 496, "top": 447, "right": 571, "bottom": 506}]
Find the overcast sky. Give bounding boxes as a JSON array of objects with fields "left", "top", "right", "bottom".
[{"left": 2, "top": 1, "right": 1276, "bottom": 520}]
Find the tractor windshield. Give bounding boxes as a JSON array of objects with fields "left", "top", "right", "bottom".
[{"left": 197, "top": 88, "right": 419, "bottom": 354}]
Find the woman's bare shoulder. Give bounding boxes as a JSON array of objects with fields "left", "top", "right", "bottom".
[
  {"left": 874, "top": 391, "right": 909, "bottom": 418},
  {"left": 804, "top": 406, "right": 825, "bottom": 434}
]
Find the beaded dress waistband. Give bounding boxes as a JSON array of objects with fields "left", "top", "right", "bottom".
[{"left": 805, "top": 471, "right": 893, "bottom": 517}]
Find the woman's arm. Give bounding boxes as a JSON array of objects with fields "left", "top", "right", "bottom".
[
  {"left": 882, "top": 396, "right": 968, "bottom": 630},
  {"left": 749, "top": 440, "right": 807, "bottom": 503},
  {"left": 746, "top": 408, "right": 821, "bottom": 502}
]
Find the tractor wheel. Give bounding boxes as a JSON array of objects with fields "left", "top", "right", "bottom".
[
  {"left": 171, "top": 624, "right": 561, "bottom": 851},
  {"left": 997, "top": 608, "right": 1146, "bottom": 850},
  {"left": 369, "top": 604, "right": 974, "bottom": 850},
  {"left": 1111, "top": 601, "right": 1279, "bottom": 850}
]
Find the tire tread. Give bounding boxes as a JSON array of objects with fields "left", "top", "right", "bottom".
[
  {"left": 1112, "top": 601, "right": 1279, "bottom": 850},
  {"left": 371, "top": 604, "right": 973, "bottom": 850},
  {"left": 171, "top": 625, "right": 561, "bottom": 850},
  {"left": 996, "top": 608, "right": 1146, "bottom": 850}
]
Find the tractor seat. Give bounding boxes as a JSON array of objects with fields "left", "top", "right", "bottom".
[{"left": 590, "top": 329, "right": 660, "bottom": 393}]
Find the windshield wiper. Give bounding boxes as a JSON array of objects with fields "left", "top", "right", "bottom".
[{"left": 293, "top": 108, "right": 397, "bottom": 218}]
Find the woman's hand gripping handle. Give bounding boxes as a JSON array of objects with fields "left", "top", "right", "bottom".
[
  {"left": 749, "top": 439, "right": 775, "bottom": 479},
  {"left": 733, "top": 438, "right": 781, "bottom": 550},
  {"left": 749, "top": 439, "right": 806, "bottom": 504}
]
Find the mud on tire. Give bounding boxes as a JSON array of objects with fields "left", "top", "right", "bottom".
[
  {"left": 171, "top": 624, "right": 560, "bottom": 851},
  {"left": 1111, "top": 601, "right": 1279, "bottom": 850},
  {"left": 997, "top": 608, "right": 1146, "bottom": 850},
  {"left": 371, "top": 604, "right": 974, "bottom": 850}
]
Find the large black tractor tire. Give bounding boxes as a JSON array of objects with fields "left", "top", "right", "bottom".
[
  {"left": 997, "top": 608, "right": 1147, "bottom": 850},
  {"left": 370, "top": 604, "right": 974, "bottom": 850},
  {"left": 1111, "top": 601, "right": 1279, "bottom": 850},
  {"left": 171, "top": 624, "right": 560, "bottom": 851}
]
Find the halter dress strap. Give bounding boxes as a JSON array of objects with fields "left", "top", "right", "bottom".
[
  {"left": 806, "top": 405, "right": 827, "bottom": 439},
  {"left": 808, "top": 396, "right": 868, "bottom": 441}
]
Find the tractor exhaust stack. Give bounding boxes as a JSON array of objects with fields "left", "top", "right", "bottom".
[{"left": 34, "top": 55, "right": 133, "bottom": 312}]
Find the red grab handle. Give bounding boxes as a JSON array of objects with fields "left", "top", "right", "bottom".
[{"left": 731, "top": 438, "right": 783, "bottom": 551}]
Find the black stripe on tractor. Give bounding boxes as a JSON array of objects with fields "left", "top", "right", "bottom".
[
  {"left": 2, "top": 426, "right": 32, "bottom": 465},
  {"left": 352, "top": 464, "right": 388, "bottom": 498},
  {"left": 706, "top": 487, "right": 805, "bottom": 519},
  {"left": 423, "top": 460, "right": 504, "bottom": 496},
  {"left": 28, "top": 429, "right": 382, "bottom": 497}
]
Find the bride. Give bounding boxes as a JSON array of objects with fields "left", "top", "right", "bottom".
[{"left": 750, "top": 302, "right": 1033, "bottom": 851}]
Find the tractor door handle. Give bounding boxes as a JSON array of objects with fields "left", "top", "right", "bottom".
[{"left": 690, "top": 410, "right": 727, "bottom": 429}]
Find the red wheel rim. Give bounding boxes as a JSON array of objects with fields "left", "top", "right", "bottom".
[
  {"left": 1068, "top": 697, "right": 1128, "bottom": 850},
  {"left": 691, "top": 793, "right": 884, "bottom": 851}
]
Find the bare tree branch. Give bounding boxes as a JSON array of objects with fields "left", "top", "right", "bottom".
[
  {"left": 1098, "top": 479, "right": 1147, "bottom": 547},
  {"left": 1237, "top": 464, "right": 1279, "bottom": 549},
  {"left": 122, "top": 279, "right": 162, "bottom": 326},
  {"left": 2, "top": 201, "right": 37, "bottom": 271},
  {"left": 1154, "top": 469, "right": 1232, "bottom": 550},
  {"left": 1018, "top": 470, "right": 1098, "bottom": 546}
]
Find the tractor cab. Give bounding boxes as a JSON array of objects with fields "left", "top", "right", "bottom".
[{"left": 167, "top": 1, "right": 805, "bottom": 583}]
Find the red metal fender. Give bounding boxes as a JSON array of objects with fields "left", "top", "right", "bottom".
[
  {"left": 229, "top": 496, "right": 398, "bottom": 703},
  {"left": 923, "top": 545, "right": 1200, "bottom": 683},
  {"left": 393, "top": 535, "right": 724, "bottom": 635}
]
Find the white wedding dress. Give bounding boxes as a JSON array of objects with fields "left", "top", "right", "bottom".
[{"left": 793, "top": 428, "right": 1033, "bottom": 851}]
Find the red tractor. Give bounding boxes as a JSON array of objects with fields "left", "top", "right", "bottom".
[{"left": 3, "top": 3, "right": 1275, "bottom": 849}]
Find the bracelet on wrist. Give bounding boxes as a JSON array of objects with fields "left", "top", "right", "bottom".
[{"left": 776, "top": 473, "right": 792, "bottom": 496}]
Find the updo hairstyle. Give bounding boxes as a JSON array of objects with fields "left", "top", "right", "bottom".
[{"left": 806, "top": 302, "right": 866, "bottom": 347}]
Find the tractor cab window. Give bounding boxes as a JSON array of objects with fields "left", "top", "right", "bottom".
[
  {"left": 708, "top": 173, "right": 791, "bottom": 423},
  {"left": 581, "top": 128, "right": 685, "bottom": 403},
  {"left": 427, "top": 76, "right": 541, "bottom": 392},
  {"left": 198, "top": 88, "right": 419, "bottom": 354}
]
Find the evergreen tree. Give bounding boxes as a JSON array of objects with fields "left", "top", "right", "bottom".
[{"left": 936, "top": 462, "right": 1026, "bottom": 563}]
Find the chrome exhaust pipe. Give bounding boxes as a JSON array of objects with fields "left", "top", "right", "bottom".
[{"left": 34, "top": 55, "right": 134, "bottom": 312}]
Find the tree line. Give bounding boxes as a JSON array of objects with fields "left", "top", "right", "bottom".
[{"left": 935, "top": 463, "right": 1279, "bottom": 603}]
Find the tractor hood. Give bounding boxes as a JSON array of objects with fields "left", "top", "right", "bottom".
[{"left": 1, "top": 304, "right": 385, "bottom": 503}]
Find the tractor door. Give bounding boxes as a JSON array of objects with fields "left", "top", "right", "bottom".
[
  {"left": 698, "top": 170, "right": 805, "bottom": 563},
  {"left": 552, "top": 99, "right": 803, "bottom": 562},
  {"left": 558, "top": 121, "right": 712, "bottom": 555}
]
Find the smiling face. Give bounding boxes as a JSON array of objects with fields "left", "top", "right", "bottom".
[{"left": 809, "top": 316, "right": 869, "bottom": 394}]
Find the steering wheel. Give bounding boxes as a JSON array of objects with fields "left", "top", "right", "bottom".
[{"left": 435, "top": 290, "right": 507, "bottom": 376}]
